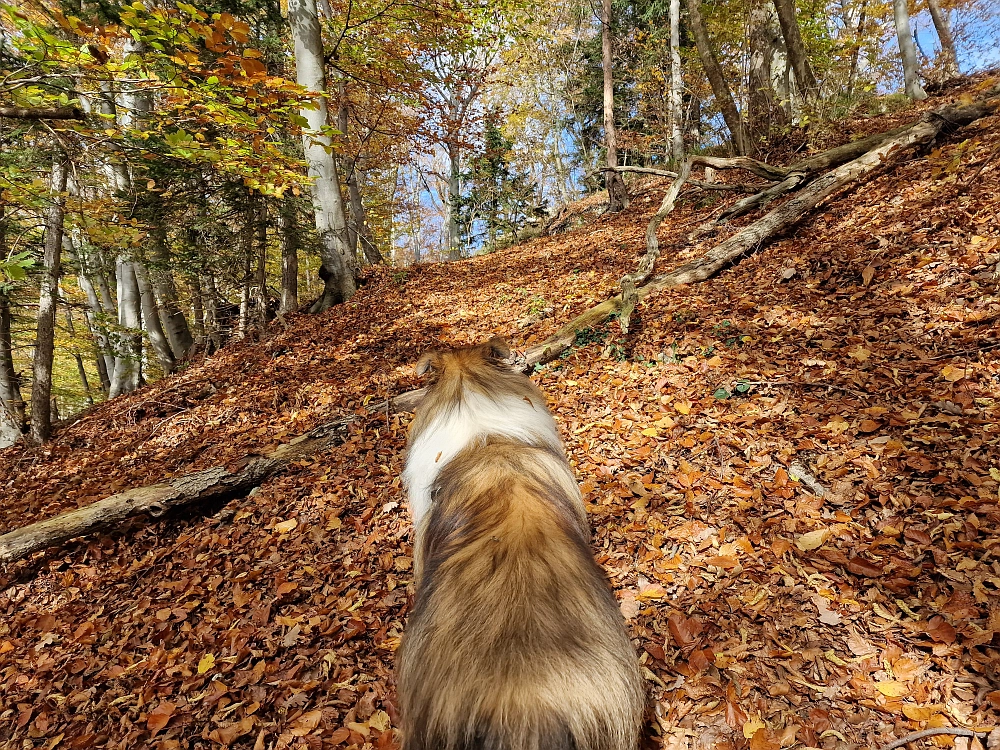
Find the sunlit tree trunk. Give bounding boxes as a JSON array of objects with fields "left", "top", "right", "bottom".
[
  {"left": 134, "top": 262, "right": 175, "bottom": 375},
  {"left": 109, "top": 260, "right": 143, "bottom": 398},
  {"left": 893, "top": 0, "right": 927, "bottom": 99},
  {"left": 926, "top": 0, "right": 960, "bottom": 79},
  {"left": 669, "top": 0, "right": 684, "bottom": 163},
  {"left": 686, "top": 0, "right": 748, "bottom": 154},
  {"left": 288, "top": 0, "right": 357, "bottom": 311},
  {"left": 30, "top": 156, "right": 68, "bottom": 444},
  {"left": 748, "top": 1, "right": 783, "bottom": 140},
  {"left": 602, "top": 0, "right": 628, "bottom": 211},
  {"left": 0, "top": 205, "right": 26, "bottom": 447},
  {"left": 772, "top": 0, "right": 817, "bottom": 100},
  {"left": 278, "top": 198, "right": 299, "bottom": 314},
  {"left": 447, "top": 139, "right": 464, "bottom": 259}
]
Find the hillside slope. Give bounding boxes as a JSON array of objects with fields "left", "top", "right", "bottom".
[{"left": 2, "top": 80, "right": 1000, "bottom": 750}]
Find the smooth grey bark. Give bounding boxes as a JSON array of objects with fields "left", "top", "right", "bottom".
[
  {"left": 349, "top": 170, "right": 381, "bottom": 265},
  {"left": 0, "top": 291, "right": 24, "bottom": 448},
  {"left": 669, "top": 0, "right": 684, "bottom": 163},
  {"left": 30, "top": 157, "right": 68, "bottom": 444},
  {"left": 926, "top": 0, "right": 960, "bottom": 79},
  {"left": 149, "top": 227, "right": 194, "bottom": 359},
  {"left": 288, "top": 0, "right": 357, "bottom": 311},
  {"left": 109, "top": 259, "right": 143, "bottom": 398},
  {"left": 200, "top": 272, "right": 223, "bottom": 354},
  {"left": 447, "top": 141, "right": 463, "bottom": 259},
  {"left": 81, "top": 308, "right": 111, "bottom": 395},
  {"left": 772, "top": 0, "right": 818, "bottom": 99},
  {"left": 686, "top": 0, "right": 748, "bottom": 154},
  {"left": 0, "top": 206, "right": 26, "bottom": 446},
  {"left": 187, "top": 275, "right": 206, "bottom": 344},
  {"left": 69, "top": 237, "right": 116, "bottom": 382},
  {"left": 748, "top": 1, "right": 783, "bottom": 139},
  {"left": 278, "top": 198, "right": 299, "bottom": 314},
  {"left": 602, "top": 0, "right": 628, "bottom": 211},
  {"left": 893, "top": 0, "right": 928, "bottom": 99},
  {"left": 134, "top": 262, "right": 175, "bottom": 374}
]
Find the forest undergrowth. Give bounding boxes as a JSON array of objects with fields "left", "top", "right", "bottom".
[{"left": 1, "top": 79, "right": 999, "bottom": 750}]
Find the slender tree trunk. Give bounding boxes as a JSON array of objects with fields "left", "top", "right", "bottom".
[
  {"left": 73, "top": 243, "right": 116, "bottom": 384},
  {"left": 349, "top": 171, "right": 381, "bottom": 265},
  {"left": 846, "top": 0, "right": 867, "bottom": 99},
  {"left": 134, "top": 262, "right": 175, "bottom": 375},
  {"left": 255, "top": 196, "right": 268, "bottom": 325},
  {"left": 0, "top": 206, "right": 26, "bottom": 446},
  {"left": 81, "top": 308, "right": 111, "bottom": 395},
  {"left": 148, "top": 227, "right": 194, "bottom": 360},
  {"left": 61, "top": 304, "right": 94, "bottom": 406},
  {"left": 0, "top": 290, "right": 25, "bottom": 448},
  {"left": 772, "top": 0, "right": 817, "bottom": 100},
  {"left": 686, "top": 0, "right": 748, "bottom": 154},
  {"left": 748, "top": 1, "right": 782, "bottom": 140},
  {"left": 109, "top": 260, "right": 143, "bottom": 398},
  {"left": 200, "top": 272, "right": 222, "bottom": 354},
  {"left": 30, "top": 156, "right": 68, "bottom": 444},
  {"left": 893, "top": 0, "right": 928, "bottom": 99},
  {"left": 278, "top": 198, "right": 299, "bottom": 314},
  {"left": 447, "top": 141, "right": 463, "bottom": 259},
  {"left": 669, "top": 0, "right": 684, "bottom": 163},
  {"left": 288, "top": 0, "right": 357, "bottom": 311},
  {"left": 602, "top": 0, "right": 629, "bottom": 211},
  {"left": 926, "top": 0, "right": 960, "bottom": 80},
  {"left": 187, "top": 276, "right": 205, "bottom": 344}
]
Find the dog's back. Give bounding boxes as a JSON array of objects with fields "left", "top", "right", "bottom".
[{"left": 397, "top": 340, "right": 644, "bottom": 750}]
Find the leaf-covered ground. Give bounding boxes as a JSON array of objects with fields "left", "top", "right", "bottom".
[{"left": 2, "top": 79, "right": 1000, "bottom": 750}]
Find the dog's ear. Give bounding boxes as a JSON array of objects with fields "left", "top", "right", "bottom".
[
  {"left": 484, "top": 337, "right": 511, "bottom": 361},
  {"left": 416, "top": 351, "right": 440, "bottom": 377}
]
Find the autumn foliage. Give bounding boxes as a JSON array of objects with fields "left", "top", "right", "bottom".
[{"left": 2, "top": 79, "right": 1000, "bottom": 750}]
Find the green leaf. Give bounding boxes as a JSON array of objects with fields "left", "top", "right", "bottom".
[{"left": 713, "top": 388, "right": 731, "bottom": 400}]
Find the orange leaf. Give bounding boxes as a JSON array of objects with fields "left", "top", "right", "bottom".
[{"left": 147, "top": 701, "right": 175, "bottom": 733}]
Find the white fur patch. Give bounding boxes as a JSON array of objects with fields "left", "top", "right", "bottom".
[{"left": 403, "top": 390, "right": 564, "bottom": 528}]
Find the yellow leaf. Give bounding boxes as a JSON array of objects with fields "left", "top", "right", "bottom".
[
  {"left": 875, "top": 680, "right": 909, "bottom": 697},
  {"left": 902, "top": 705, "right": 942, "bottom": 721},
  {"left": 275, "top": 518, "right": 298, "bottom": 533},
  {"left": 989, "top": 468, "right": 1000, "bottom": 482},
  {"left": 197, "top": 653, "right": 216, "bottom": 674},
  {"left": 795, "top": 528, "right": 831, "bottom": 552},
  {"left": 368, "top": 710, "right": 391, "bottom": 732},
  {"left": 743, "top": 715, "right": 766, "bottom": 739},
  {"left": 940, "top": 365, "right": 965, "bottom": 382},
  {"left": 674, "top": 401, "right": 692, "bottom": 415},
  {"left": 706, "top": 355, "right": 722, "bottom": 366},
  {"left": 641, "top": 427, "right": 659, "bottom": 437}
]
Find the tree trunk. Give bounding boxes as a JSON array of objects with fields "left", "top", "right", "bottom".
[
  {"left": 349, "top": 170, "right": 381, "bottom": 265},
  {"left": 0, "top": 291, "right": 25, "bottom": 448},
  {"left": 288, "top": 0, "right": 357, "bottom": 312},
  {"left": 134, "top": 262, "right": 176, "bottom": 375},
  {"left": 188, "top": 275, "right": 206, "bottom": 344},
  {"left": 255, "top": 197, "right": 268, "bottom": 326},
  {"left": 278, "top": 198, "right": 300, "bottom": 314},
  {"left": 669, "top": 0, "right": 684, "bottom": 164},
  {"left": 846, "top": 0, "right": 867, "bottom": 99},
  {"left": 447, "top": 142, "right": 463, "bottom": 259},
  {"left": 686, "top": 0, "right": 748, "bottom": 155},
  {"left": 62, "top": 304, "right": 95, "bottom": 406},
  {"left": 748, "top": 1, "right": 782, "bottom": 141},
  {"left": 926, "top": 0, "right": 960, "bottom": 80},
  {"left": 30, "top": 156, "right": 68, "bottom": 444},
  {"left": 200, "top": 272, "right": 223, "bottom": 354},
  {"left": 73, "top": 241, "right": 116, "bottom": 385},
  {"left": 109, "top": 260, "right": 143, "bottom": 398},
  {"left": 81, "top": 308, "right": 111, "bottom": 395},
  {"left": 893, "top": 0, "right": 928, "bottom": 100},
  {"left": 0, "top": 417, "right": 351, "bottom": 564},
  {"left": 772, "top": 0, "right": 818, "bottom": 100},
  {"left": 148, "top": 227, "right": 194, "bottom": 360},
  {"left": 602, "top": 0, "right": 629, "bottom": 212}
]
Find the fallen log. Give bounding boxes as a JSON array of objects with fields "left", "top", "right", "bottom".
[
  {"left": 387, "top": 83, "right": 1000, "bottom": 410},
  {"left": 0, "top": 417, "right": 351, "bottom": 565},
  {"left": 0, "top": 105, "right": 85, "bottom": 120}
]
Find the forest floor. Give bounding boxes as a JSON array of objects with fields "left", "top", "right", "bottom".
[{"left": 2, "top": 77, "right": 1000, "bottom": 750}]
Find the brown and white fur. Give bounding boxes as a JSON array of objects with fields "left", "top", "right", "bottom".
[{"left": 397, "top": 338, "right": 644, "bottom": 750}]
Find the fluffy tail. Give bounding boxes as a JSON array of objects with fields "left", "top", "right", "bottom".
[{"left": 397, "top": 443, "right": 645, "bottom": 750}]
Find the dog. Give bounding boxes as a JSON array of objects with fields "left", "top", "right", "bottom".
[{"left": 397, "top": 337, "right": 644, "bottom": 750}]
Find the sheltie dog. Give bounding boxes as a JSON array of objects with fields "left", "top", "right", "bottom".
[{"left": 397, "top": 338, "right": 644, "bottom": 750}]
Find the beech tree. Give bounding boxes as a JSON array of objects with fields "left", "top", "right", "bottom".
[{"left": 893, "top": 0, "right": 928, "bottom": 99}]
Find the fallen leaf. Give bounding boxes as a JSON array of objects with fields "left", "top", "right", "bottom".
[
  {"left": 924, "top": 616, "right": 957, "bottom": 644},
  {"left": 291, "top": 710, "right": 323, "bottom": 737},
  {"left": 875, "top": 680, "right": 909, "bottom": 697},
  {"left": 743, "top": 715, "right": 766, "bottom": 739},
  {"left": 197, "top": 654, "right": 216, "bottom": 674},
  {"left": 147, "top": 701, "right": 175, "bottom": 733},
  {"left": 795, "top": 528, "right": 831, "bottom": 551}
]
